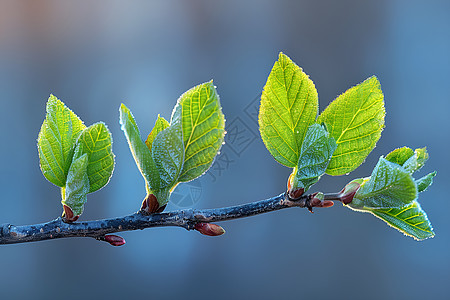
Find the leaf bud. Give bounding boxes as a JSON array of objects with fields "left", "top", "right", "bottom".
[
  {"left": 308, "top": 192, "right": 334, "bottom": 212},
  {"left": 141, "top": 194, "right": 166, "bottom": 214},
  {"left": 62, "top": 205, "right": 79, "bottom": 222},
  {"left": 104, "top": 235, "right": 126, "bottom": 246},
  {"left": 194, "top": 223, "right": 225, "bottom": 236},
  {"left": 339, "top": 181, "right": 361, "bottom": 205},
  {"left": 288, "top": 188, "right": 304, "bottom": 200}
]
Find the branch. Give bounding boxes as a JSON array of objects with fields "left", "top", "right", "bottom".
[{"left": 0, "top": 191, "right": 337, "bottom": 246}]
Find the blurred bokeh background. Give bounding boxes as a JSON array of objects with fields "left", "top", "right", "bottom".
[{"left": 0, "top": 1, "right": 449, "bottom": 299}]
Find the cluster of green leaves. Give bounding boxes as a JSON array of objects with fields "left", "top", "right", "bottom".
[
  {"left": 347, "top": 147, "right": 436, "bottom": 240},
  {"left": 36, "top": 82, "right": 225, "bottom": 219},
  {"left": 258, "top": 52, "right": 435, "bottom": 240},
  {"left": 259, "top": 52, "right": 385, "bottom": 193},
  {"left": 38, "top": 95, "right": 114, "bottom": 218},
  {"left": 34, "top": 53, "right": 435, "bottom": 241},
  {"left": 119, "top": 81, "right": 225, "bottom": 208}
]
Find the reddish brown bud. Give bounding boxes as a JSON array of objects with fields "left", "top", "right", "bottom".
[
  {"left": 307, "top": 192, "right": 334, "bottom": 212},
  {"left": 156, "top": 204, "right": 167, "bottom": 213},
  {"left": 104, "top": 235, "right": 126, "bottom": 246},
  {"left": 339, "top": 181, "right": 361, "bottom": 205},
  {"left": 310, "top": 197, "right": 322, "bottom": 206},
  {"left": 288, "top": 188, "right": 304, "bottom": 200},
  {"left": 62, "top": 205, "right": 79, "bottom": 222},
  {"left": 141, "top": 194, "right": 163, "bottom": 214},
  {"left": 321, "top": 200, "right": 334, "bottom": 208},
  {"left": 194, "top": 223, "right": 225, "bottom": 236}
]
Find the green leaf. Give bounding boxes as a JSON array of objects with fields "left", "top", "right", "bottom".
[
  {"left": 349, "top": 157, "right": 417, "bottom": 210},
  {"left": 345, "top": 147, "right": 435, "bottom": 241},
  {"left": 152, "top": 115, "right": 184, "bottom": 191},
  {"left": 317, "top": 76, "right": 385, "bottom": 176},
  {"left": 416, "top": 171, "right": 436, "bottom": 193},
  {"left": 385, "top": 147, "right": 414, "bottom": 166},
  {"left": 62, "top": 153, "right": 89, "bottom": 216},
  {"left": 385, "top": 147, "right": 429, "bottom": 175},
  {"left": 175, "top": 81, "right": 225, "bottom": 182},
  {"left": 369, "top": 201, "right": 434, "bottom": 241},
  {"left": 259, "top": 52, "right": 318, "bottom": 167},
  {"left": 290, "top": 124, "right": 337, "bottom": 191},
  {"left": 119, "top": 104, "right": 160, "bottom": 191},
  {"left": 38, "top": 95, "right": 86, "bottom": 187},
  {"left": 403, "top": 147, "right": 428, "bottom": 174},
  {"left": 74, "top": 122, "right": 115, "bottom": 193},
  {"left": 145, "top": 115, "right": 170, "bottom": 153}
]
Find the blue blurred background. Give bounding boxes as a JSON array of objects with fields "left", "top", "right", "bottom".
[{"left": 0, "top": 1, "right": 449, "bottom": 299}]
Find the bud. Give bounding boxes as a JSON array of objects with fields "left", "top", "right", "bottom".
[
  {"left": 288, "top": 188, "right": 304, "bottom": 200},
  {"left": 141, "top": 194, "right": 165, "bottom": 214},
  {"left": 312, "top": 191, "right": 324, "bottom": 201},
  {"left": 156, "top": 204, "right": 167, "bottom": 213},
  {"left": 287, "top": 172, "right": 305, "bottom": 200},
  {"left": 339, "top": 181, "right": 361, "bottom": 205},
  {"left": 194, "top": 223, "right": 225, "bottom": 236},
  {"left": 321, "top": 200, "right": 334, "bottom": 208},
  {"left": 308, "top": 192, "right": 334, "bottom": 212},
  {"left": 104, "top": 235, "right": 126, "bottom": 246},
  {"left": 62, "top": 205, "right": 79, "bottom": 222}
]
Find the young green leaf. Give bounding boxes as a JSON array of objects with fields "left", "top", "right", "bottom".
[
  {"left": 317, "top": 76, "right": 385, "bottom": 176},
  {"left": 416, "top": 171, "right": 436, "bottom": 193},
  {"left": 290, "top": 124, "right": 337, "bottom": 192},
  {"left": 120, "top": 82, "right": 225, "bottom": 208},
  {"left": 385, "top": 147, "right": 414, "bottom": 166},
  {"left": 119, "top": 104, "right": 160, "bottom": 191},
  {"left": 345, "top": 146, "right": 435, "bottom": 240},
  {"left": 385, "top": 147, "right": 431, "bottom": 177},
  {"left": 402, "top": 147, "right": 428, "bottom": 174},
  {"left": 152, "top": 116, "right": 184, "bottom": 191},
  {"left": 74, "top": 122, "right": 115, "bottom": 193},
  {"left": 62, "top": 153, "right": 89, "bottom": 216},
  {"left": 145, "top": 115, "right": 170, "bottom": 152},
  {"left": 38, "top": 95, "right": 86, "bottom": 187},
  {"left": 349, "top": 157, "right": 417, "bottom": 210},
  {"left": 174, "top": 81, "right": 225, "bottom": 182},
  {"left": 368, "top": 201, "right": 434, "bottom": 241},
  {"left": 259, "top": 52, "right": 318, "bottom": 167}
]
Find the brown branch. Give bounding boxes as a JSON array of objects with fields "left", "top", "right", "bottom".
[{"left": 0, "top": 192, "right": 335, "bottom": 246}]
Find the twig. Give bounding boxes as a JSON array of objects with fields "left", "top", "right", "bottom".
[{"left": 0, "top": 192, "right": 331, "bottom": 246}]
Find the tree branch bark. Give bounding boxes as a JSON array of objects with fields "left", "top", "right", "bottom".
[{"left": 0, "top": 192, "right": 329, "bottom": 246}]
